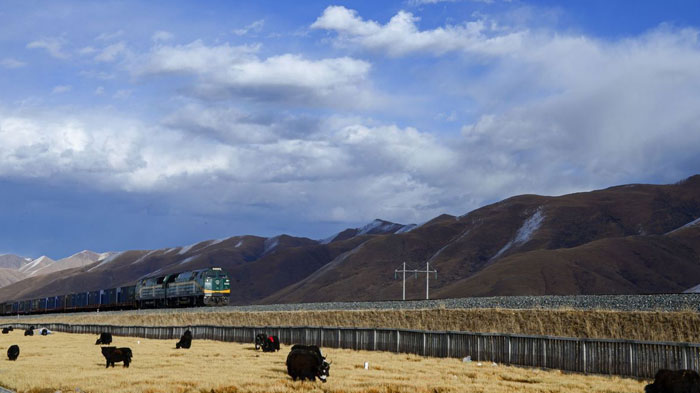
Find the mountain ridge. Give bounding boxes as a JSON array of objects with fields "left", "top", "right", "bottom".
[{"left": 1, "top": 175, "right": 699, "bottom": 303}]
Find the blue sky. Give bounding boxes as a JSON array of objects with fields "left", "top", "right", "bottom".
[{"left": 2, "top": 0, "right": 700, "bottom": 259}]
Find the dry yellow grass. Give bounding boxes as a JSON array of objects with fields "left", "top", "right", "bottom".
[
  {"left": 6, "top": 307, "right": 700, "bottom": 342},
  {"left": 0, "top": 332, "right": 646, "bottom": 393}
]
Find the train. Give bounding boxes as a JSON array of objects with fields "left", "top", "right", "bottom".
[{"left": 0, "top": 267, "right": 231, "bottom": 316}]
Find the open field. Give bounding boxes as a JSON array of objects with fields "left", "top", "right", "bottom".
[
  {"left": 6, "top": 307, "right": 700, "bottom": 342},
  {"left": 0, "top": 331, "right": 646, "bottom": 393}
]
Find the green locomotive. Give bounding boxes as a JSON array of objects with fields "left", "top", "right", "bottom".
[{"left": 136, "top": 267, "right": 231, "bottom": 307}]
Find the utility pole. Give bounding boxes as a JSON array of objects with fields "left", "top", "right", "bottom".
[
  {"left": 415, "top": 262, "right": 438, "bottom": 300},
  {"left": 394, "top": 262, "right": 413, "bottom": 301},
  {"left": 394, "top": 262, "right": 437, "bottom": 300}
]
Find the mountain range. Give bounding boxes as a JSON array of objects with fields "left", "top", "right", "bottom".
[
  {"left": 1, "top": 176, "right": 699, "bottom": 303},
  {"left": 0, "top": 251, "right": 112, "bottom": 288}
]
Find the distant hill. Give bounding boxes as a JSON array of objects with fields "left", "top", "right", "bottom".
[
  {"left": 0, "top": 254, "right": 30, "bottom": 269},
  {"left": 1, "top": 175, "right": 699, "bottom": 303}
]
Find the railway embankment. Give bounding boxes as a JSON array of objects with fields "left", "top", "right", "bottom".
[{"left": 4, "top": 294, "right": 700, "bottom": 343}]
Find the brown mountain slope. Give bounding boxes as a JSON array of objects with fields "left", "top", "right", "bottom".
[
  {"left": 0, "top": 268, "right": 27, "bottom": 287},
  {"left": 438, "top": 226, "right": 700, "bottom": 297},
  {"left": 262, "top": 176, "right": 700, "bottom": 302}
]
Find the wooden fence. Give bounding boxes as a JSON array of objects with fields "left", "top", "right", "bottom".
[{"left": 5, "top": 322, "right": 698, "bottom": 379}]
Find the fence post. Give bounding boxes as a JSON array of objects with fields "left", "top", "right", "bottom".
[
  {"left": 373, "top": 329, "right": 377, "bottom": 351},
  {"left": 423, "top": 333, "right": 427, "bottom": 356},
  {"left": 582, "top": 340, "right": 587, "bottom": 374},
  {"left": 477, "top": 337, "right": 481, "bottom": 361},
  {"left": 543, "top": 340, "right": 547, "bottom": 368},
  {"left": 396, "top": 330, "right": 401, "bottom": 353},
  {"left": 508, "top": 336, "right": 512, "bottom": 365},
  {"left": 447, "top": 334, "right": 451, "bottom": 358},
  {"left": 629, "top": 344, "right": 634, "bottom": 376}
]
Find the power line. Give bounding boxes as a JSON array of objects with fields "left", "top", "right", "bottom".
[{"left": 394, "top": 262, "right": 437, "bottom": 300}]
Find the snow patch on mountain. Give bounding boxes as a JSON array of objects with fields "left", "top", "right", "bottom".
[
  {"left": 206, "top": 238, "right": 227, "bottom": 248},
  {"left": 491, "top": 208, "right": 545, "bottom": 261},
  {"left": 358, "top": 219, "right": 403, "bottom": 235},
  {"left": 263, "top": 236, "right": 280, "bottom": 255},
  {"left": 235, "top": 240, "right": 244, "bottom": 248},
  {"left": 666, "top": 217, "right": 700, "bottom": 235},
  {"left": 88, "top": 251, "right": 123, "bottom": 272},
  {"left": 178, "top": 255, "right": 198, "bottom": 265},
  {"left": 178, "top": 243, "right": 196, "bottom": 255},
  {"left": 319, "top": 219, "right": 413, "bottom": 244},
  {"left": 395, "top": 224, "right": 417, "bottom": 234},
  {"left": 19, "top": 256, "right": 54, "bottom": 274},
  {"left": 130, "top": 250, "right": 157, "bottom": 265},
  {"left": 426, "top": 228, "right": 472, "bottom": 264},
  {"left": 318, "top": 233, "right": 339, "bottom": 245}
]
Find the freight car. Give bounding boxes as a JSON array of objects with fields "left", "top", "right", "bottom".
[{"left": 0, "top": 267, "right": 230, "bottom": 316}]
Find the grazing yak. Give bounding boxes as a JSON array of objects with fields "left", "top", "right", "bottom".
[
  {"left": 2, "top": 328, "right": 9, "bottom": 334},
  {"left": 262, "top": 335, "right": 280, "bottom": 352},
  {"left": 7, "top": 345, "right": 19, "bottom": 361},
  {"left": 101, "top": 346, "right": 132, "bottom": 368},
  {"left": 176, "top": 329, "right": 192, "bottom": 349},
  {"left": 286, "top": 344, "right": 331, "bottom": 383},
  {"left": 24, "top": 328, "right": 33, "bottom": 336},
  {"left": 95, "top": 332, "right": 113, "bottom": 345},
  {"left": 645, "top": 369, "right": 700, "bottom": 393},
  {"left": 40, "top": 328, "right": 50, "bottom": 336},
  {"left": 255, "top": 333, "right": 267, "bottom": 350}
]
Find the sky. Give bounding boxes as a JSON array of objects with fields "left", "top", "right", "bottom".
[{"left": 1, "top": 0, "right": 700, "bottom": 259}]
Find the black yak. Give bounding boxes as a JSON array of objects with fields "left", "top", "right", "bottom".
[
  {"left": 40, "top": 328, "right": 49, "bottom": 336},
  {"left": 176, "top": 329, "right": 192, "bottom": 349},
  {"left": 7, "top": 345, "right": 19, "bottom": 361},
  {"left": 1, "top": 328, "right": 9, "bottom": 334},
  {"left": 262, "top": 335, "right": 280, "bottom": 352},
  {"left": 255, "top": 333, "right": 267, "bottom": 350},
  {"left": 101, "top": 346, "right": 132, "bottom": 368},
  {"left": 286, "top": 344, "right": 330, "bottom": 383},
  {"left": 24, "top": 328, "right": 33, "bottom": 336},
  {"left": 95, "top": 332, "right": 113, "bottom": 345},
  {"left": 645, "top": 369, "right": 700, "bottom": 393}
]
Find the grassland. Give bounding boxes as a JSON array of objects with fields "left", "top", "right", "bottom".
[
  {"left": 6, "top": 307, "right": 700, "bottom": 342},
  {"left": 0, "top": 332, "right": 646, "bottom": 393}
]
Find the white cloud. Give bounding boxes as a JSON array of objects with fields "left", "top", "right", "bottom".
[
  {"left": 79, "top": 70, "right": 116, "bottom": 80},
  {"left": 113, "top": 89, "right": 132, "bottom": 99},
  {"left": 51, "top": 85, "right": 72, "bottom": 94},
  {"left": 26, "top": 38, "right": 69, "bottom": 59},
  {"left": 457, "top": 25, "right": 700, "bottom": 193},
  {"left": 0, "top": 105, "right": 460, "bottom": 223},
  {"left": 311, "top": 6, "right": 524, "bottom": 57},
  {"left": 95, "top": 30, "right": 124, "bottom": 41},
  {"left": 408, "top": 0, "right": 494, "bottom": 5},
  {"left": 233, "top": 19, "right": 265, "bottom": 36},
  {"left": 78, "top": 46, "right": 97, "bottom": 55},
  {"left": 133, "top": 40, "right": 373, "bottom": 106},
  {"left": 95, "top": 41, "right": 127, "bottom": 62},
  {"left": 151, "top": 30, "right": 174, "bottom": 42},
  {"left": 94, "top": 86, "right": 105, "bottom": 95},
  {"left": 0, "top": 58, "right": 26, "bottom": 68}
]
